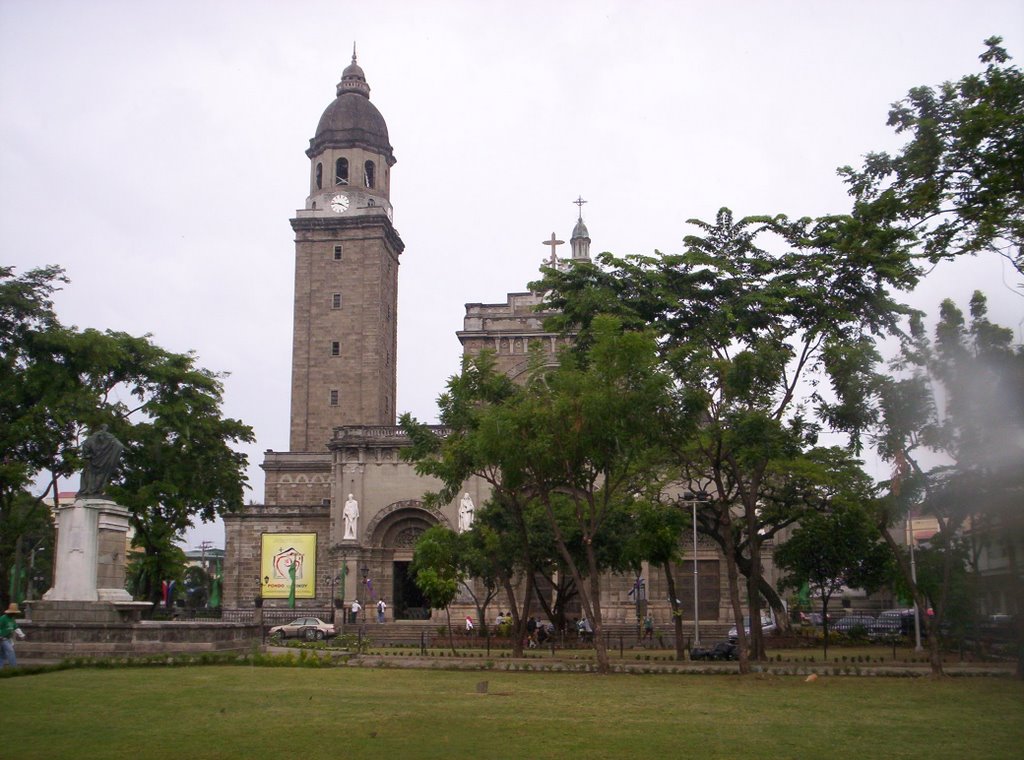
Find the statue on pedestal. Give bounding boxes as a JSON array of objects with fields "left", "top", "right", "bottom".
[
  {"left": 78, "top": 425, "right": 125, "bottom": 498},
  {"left": 343, "top": 494, "right": 359, "bottom": 540}
]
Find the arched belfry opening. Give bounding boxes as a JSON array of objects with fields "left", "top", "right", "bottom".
[{"left": 364, "top": 500, "right": 450, "bottom": 620}]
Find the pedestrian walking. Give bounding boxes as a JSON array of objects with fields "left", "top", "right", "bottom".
[{"left": 0, "top": 602, "right": 25, "bottom": 668}]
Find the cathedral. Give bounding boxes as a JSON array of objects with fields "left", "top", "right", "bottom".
[{"left": 222, "top": 55, "right": 731, "bottom": 628}]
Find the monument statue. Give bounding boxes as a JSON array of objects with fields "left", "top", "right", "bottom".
[
  {"left": 77, "top": 425, "right": 125, "bottom": 498},
  {"left": 458, "top": 493, "right": 475, "bottom": 533},
  {"left": 343, "top": 494, "right": 359, "bottom": 540}
]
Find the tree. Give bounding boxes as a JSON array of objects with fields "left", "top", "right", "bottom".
[
  {"left": 411, "top": 526, "right": 462, "bottom": 654},
  {"left": 0, "top": 265, "right": 254, "bottom": 606},
  {"left": 775, "top": 503, "right": 893, "bottom": 658},
  {"left": 405, "top": 318, "right": 672, "bottom": 673},
  {"left": 534, "top": 209, "right": 911, "bottom": 668},
  {"left": 622, "top": 496, "right": 690, "bottom": 659},
  {"left": 840, "top": 37, "right": 1024, "bottom": 276},
  {"left": 401, "top": 351, "right": 539, "bottom": 657},
  {"left": 876, "top": 292, "right": 1024, "bottom": 676}
]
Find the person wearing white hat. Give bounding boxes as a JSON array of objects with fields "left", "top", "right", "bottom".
[{"left": 0, "top": 602, "right": 24, "bottom": 668}]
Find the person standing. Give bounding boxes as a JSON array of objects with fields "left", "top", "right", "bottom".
[
  {"left": 0, "top": 603, "right": 23, "bottom": 668},
  {"left": 350, "top": 599, "right": 362, "bottom": 625},
  {"left": 376, "top": 598, "right": 387, "bottom": 623},
  {"left": 643, "top": 613, "right": 654, "bottom": 641}
]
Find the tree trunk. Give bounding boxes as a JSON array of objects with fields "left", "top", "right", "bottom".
[
  {"left": 662, "top": 561, "right": 686, "bottom": 660},
  {"left": 444, "top": 605, "right": 457, "bottom": 655},
  {"left": 500, "top": 573, "right": 528, "bottom": 658},
  {"left": 720, "top": 507, "right": 750, "bottom": 674},
  {"left": 587, "top": 548, "right": 610, "bottom": 674}
]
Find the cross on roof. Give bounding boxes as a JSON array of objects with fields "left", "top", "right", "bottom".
[
  {"left": 573, "top": 195, "right": 588, "bottom": 216},
  {"left": 542, "top": 232, "right": 564, "bottom": 265}
]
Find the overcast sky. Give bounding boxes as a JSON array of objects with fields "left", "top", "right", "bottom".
[{"left": 2, "top": 1, "right": 1022, "bottom": 550}]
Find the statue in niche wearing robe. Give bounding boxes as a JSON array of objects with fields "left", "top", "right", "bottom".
[
  {"left": 343, "top": 494, "right": 360, "bottom": 540},
  {"left": 458, "top": 493, "right": 475, "bottom": 533}
]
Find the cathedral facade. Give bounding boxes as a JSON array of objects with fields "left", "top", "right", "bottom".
[{"left": 222, "top": 56, "right": 735, "bottom": 628}]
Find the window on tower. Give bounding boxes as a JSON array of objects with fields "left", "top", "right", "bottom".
[
  {"left": 335, "top": 158, "right": 349, "bottom": 185},
  {"left": 315, "top": 163, "right": 323, "bottom": 190},
  {"left": 364, "top": 161, "right": 375, "bottom": 188},
  {"left": 332, "top": 293, "right": 342, "bottom": 309},
  {"left": 331, "top": 341, "right": 340, "bottom": 356},
  {"left": 334, "top": 245, "right": 343, "bottom": 260},
  {"left": 330, "top": 390, "right": 339, "bottom": 406}
]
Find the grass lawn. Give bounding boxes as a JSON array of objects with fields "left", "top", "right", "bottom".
[{"left": 2, "top": 667, "right": 1022, "bottom": 759}]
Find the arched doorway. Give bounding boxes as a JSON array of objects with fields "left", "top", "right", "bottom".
[{"left": 366, "top": 500, "right": 450, "bottom": 620}]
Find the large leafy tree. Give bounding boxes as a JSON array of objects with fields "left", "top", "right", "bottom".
[
  {"left": 534, "top": 209, "right": 911, "bottom": 668},
  {"left": 405, "top": 318, "right": 672, "bottom": 673},
  {"left": 0, "top": 266, "right": 253, "bottom": 606},
  {"left": 876, "top": 292, "right": 1024, "bottom": 676},
  {"left": 402, "top": 351, "right": 540, "bottom": 657},
  {"left": 840, "top": 37, "right": 1024, "bottom": 276}
]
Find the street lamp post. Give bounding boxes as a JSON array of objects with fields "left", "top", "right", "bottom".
[
  {"left": 361, "top": 566, "right": 370, "bottom": 623},
  {"left": 339, "top": 554, "right": 348, "bottom": 629},
  {"left": 907, "top": 516, "right": 923, "bottom": 651},
  {"left": 681, "top": 490, "right": 709, "bottom": 647}
]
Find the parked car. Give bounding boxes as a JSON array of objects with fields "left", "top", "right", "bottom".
[
  {"left": 728, "top": 613, "right": 778, "bottom": 642},
  {"left": 690, "top": 641, "right": 739, "bottom": 661},
  {"left": 801, "top": 612, "right": 830, "bottom": 628},
  {"left": 269, "top": 616, "right": 336, "bottom": 641},
  {"left": 871, "top": 608, "right": 916, "bottom": 638},
  {"left": 832, "top": 614, "right": 876, "bottom": 636}
]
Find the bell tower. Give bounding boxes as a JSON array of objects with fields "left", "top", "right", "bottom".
[{"left": 289, "top": 51, "right": 404, "bottom": 451}]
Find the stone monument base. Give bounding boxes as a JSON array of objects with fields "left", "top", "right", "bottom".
[
  {"left": 27, "top": 600, "right": 153, "bottom": 625},
  {"left": 18, "top": 602, "right": 262, "bottom": 661}
]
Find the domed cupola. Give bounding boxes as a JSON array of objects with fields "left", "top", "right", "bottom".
[
  {"left": 306, "top": 48, "right": 395, "bottom": 166},
  {"left": 570, "top": 212, "right": 591, "bottom": 261}
]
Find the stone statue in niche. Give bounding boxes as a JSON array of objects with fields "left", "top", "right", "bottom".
[
  {"left": 458, "top": 493, "right": 475, "bottom": 533},
  {"left": 343, "top": 494, "right": 360, "bottom": 540}
]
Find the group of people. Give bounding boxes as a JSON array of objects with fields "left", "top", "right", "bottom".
[{"left": 347, "top": 598, "right": 388, "bottom": 624}]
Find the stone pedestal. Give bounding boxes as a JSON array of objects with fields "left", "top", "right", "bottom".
[{"left": 44, "top": 497, "right": 132, "bottom": 603}]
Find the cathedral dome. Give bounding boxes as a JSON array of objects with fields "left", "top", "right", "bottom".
[
  {"left": 307, "top": 54, "right": 395, "bottom": 165},
  {"left": 572, "top": 217, "right": 590, "bottom": 240}
]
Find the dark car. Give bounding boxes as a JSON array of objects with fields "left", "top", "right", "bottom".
[
  {"left": 833, "top": 615, "right": 876, "bottom": 636},
  {"left": 871, "top": 608, "right": 915, "bottom": 638},
  {"left": 690, "top": 641, "right": 739, "bottom": 661}
]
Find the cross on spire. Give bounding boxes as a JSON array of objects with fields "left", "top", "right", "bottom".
[
  {"left": 573, "top": 195, "right": 588, "bottom": 218},
  {"left": 542, "top": 232, "right": 565, "bottom": 265}
]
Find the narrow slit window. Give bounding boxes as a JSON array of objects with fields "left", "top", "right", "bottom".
[
  {"left": 315, "top": 163, "right": 323, "bottom": 189},
  {"left": 335, "top": 158, "right": 349, "bottom": 185},
  {"left": 364, "top": 160, "right": 375, "bottom": 188},
  {"left": 332, "top": 293, "right": 342, "bottom": 309},
  {"left": 331, "top": 341, "right": 340, "bottom": 356},
  {"left": 330, "top": 390, "right": 339, "bottom": 406},
  {"left": 333, "top": 245, "right": 342, "bottom": 260}
]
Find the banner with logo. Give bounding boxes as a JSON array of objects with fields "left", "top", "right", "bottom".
[{"left": 260, "top": 533, "right": 317, "bottom": 599}]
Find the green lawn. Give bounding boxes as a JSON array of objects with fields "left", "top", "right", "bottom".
[{"left": 3, "top": 667, "right": 1021, "bottom": 759}]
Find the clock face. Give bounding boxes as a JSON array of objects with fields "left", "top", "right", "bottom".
[{"left": 330, "top": 194, "right": 350, "bottom": 213}]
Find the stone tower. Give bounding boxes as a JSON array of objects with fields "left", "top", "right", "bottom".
[{"left": 288, "top": 51, "right": 404, "bottom": 451}]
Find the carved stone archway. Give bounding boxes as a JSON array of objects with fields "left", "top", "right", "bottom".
[
  {"left": 363, "top": 500, "right": 451, "bottom": 621},
  {"left": 365, "top": 499, "right": 451, "bottom": 548}
]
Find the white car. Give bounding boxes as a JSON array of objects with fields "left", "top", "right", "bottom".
[
  {"left": 269, "top": 617, "right": 336, "bottom": 641},
  {"left": 728, "top": 613, "right": 778, "bottom": 642}
]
